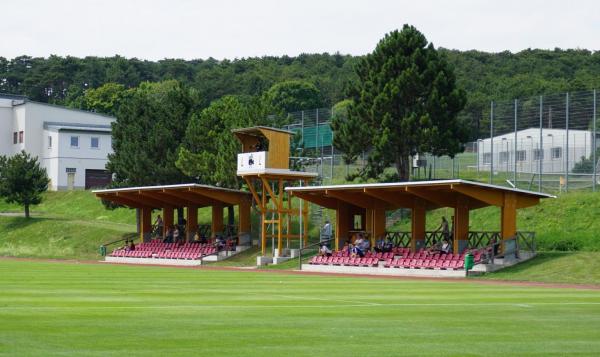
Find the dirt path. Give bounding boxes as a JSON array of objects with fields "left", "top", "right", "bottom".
[{"left": 2, "top": 256, "right": 599, "bottom": 290}]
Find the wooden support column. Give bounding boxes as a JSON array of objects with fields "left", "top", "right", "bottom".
[
  {"left": 501, "top": 192, "right": 517, "bottom": 255},
  {"left": 411, "top": 198, "right": 426, "bottom": 251},
  {"left": 163, "top": 206, "right": 174, "bottom": 238},
  {"left": 140, "top": 207, "right": 152, "bottom": 243},
  {"left": 335, "top": 202, "right": 350, "bottom": 251},
  {"left": 212, "top": 205, "right": 224, "bottom": 238},
  {"left": 187, "top": 206, "right": 198, "bottom": 242},
  {"left": 454, "top": 196, "right": 470, "bottom": 254},
  {"left": 365, "top": 208, "right": 374, "bottom": 245},
  {"left": 239, "top": 201, "right": 251, "bottom": 234},
  {"left": 372, "top": 208, "right": 386, "bottom": 245},
  {"left": 261, "top": 180, "right": 267, "bottom": 255}
]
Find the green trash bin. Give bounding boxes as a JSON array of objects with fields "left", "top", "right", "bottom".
[
  {"left": 464, "top": 253, "right": 474, "bottom": 271},
  {"left": 99, "top": 245, "right": 107, "bottom": 257}
]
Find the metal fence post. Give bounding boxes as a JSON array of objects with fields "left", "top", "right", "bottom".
[
  {"left": 301, "top": 110, "right": 304, "bottom": 147},
  {"left": 490, "top": 101, "right": 494, "bottom": 184},
  {"left": 539, "top": 96, "right": 543, "bottom": 192},
  {"left": 514, "top": 99, "right": 518, "bottom": 186},
  {"left": 593, "top": 89, "right": 597, "bottom": 192},
  {"left": 565, "top": 93, "right": 570, "bottom": 192}
]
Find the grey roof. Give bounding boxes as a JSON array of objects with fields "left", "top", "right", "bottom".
[{"left": 44, "top": 121, "right": 112, "bottom": 132}]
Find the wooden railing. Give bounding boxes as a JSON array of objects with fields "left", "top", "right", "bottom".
[
  {"left": 467, "top": 231, "right": 501, "bottom": 249},
  {"left": 384, "top": 231, "right": 411, "bottom": 247}
]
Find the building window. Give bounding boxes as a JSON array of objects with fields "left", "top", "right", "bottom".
[
  {"left": 516, "top": 150, "right": 526, "bottom": 162},
  {"left": 13, "top": 132, "right": 17, "bottom": 144},
  {"left": 65, "top": 167, "right": 76, "bottom": 173},
  {"left": 18, "top": 131, "right": 23, "bottom": 143},
  {"left": 551, "top": 147, "right": 562, "bottom": 159},
  {"left": 70, "top": 136, "right": 79, "bottom": 148},
  {"left": 533, "top": 148, "right": 544, "bottom": 161},
  {"left": 499, "top": 151, "right": 509, "bottom": 164},
  {"left": 90, "top": 137, "right": 99, "bottom": 149},
  {"left": 483, "top": 153, "right": 492, "bottom": 165},
  {"left": 48, "top": 136, "right": 52, "bottom": 148}
]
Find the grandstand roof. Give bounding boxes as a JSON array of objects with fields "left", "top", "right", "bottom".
[
  {"left": 93, "top": 183, "right": 252, "bottom": 208},
  {"left": 286, "top": 179, "right": 553, "bottom": 210}
]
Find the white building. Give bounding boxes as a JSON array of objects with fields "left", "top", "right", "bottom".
[
  {"left": 0, "top": 94, "right": 115, "bottom": 190},
  {"left": 477, "top": 128, "right": 595, "bottom": 174}
]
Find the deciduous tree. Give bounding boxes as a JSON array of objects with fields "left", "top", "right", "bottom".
[{"left": 0, "top": 151, "right": 49, "bottom": 218}]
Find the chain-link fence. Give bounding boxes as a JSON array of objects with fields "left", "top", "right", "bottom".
[{"left": 279, "top": 89, "right": 598, "bottom": 194}]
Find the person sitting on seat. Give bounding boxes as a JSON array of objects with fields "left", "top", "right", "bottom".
[
  {"left": 193, "top": 232, "right": 201, "bottom": 243},
  {"left": 374, "top": 236, "right": 386, "bottom": 253},
  {"left": 440, "top": 239, "right": 452, "bottom": 254},
  {"left": 215, "top": 235, "right": 226, "bottom": 250},
  {"left": 173, "top": 226, "right": 181, "bottom": 243},
  {"left": 129, "top": 241, "right": 136, "bottom": 251},
  {"left": 428, "top": 239, "right": 443, "bottom": 254},
  {"left": 319, "top": 244, "right": 332, "bottom": 257},
  {"left": 359, "top": 235, "right": 371, "bottom": 252},
  {"left": 383, "top": 237, "right": 394, "bottom": 253},
  {"left": 163, "top": 227, "right": 174, "bottom": 243},
  {"left": 123, "top": 240, "right": 131, "bottom": 251}
]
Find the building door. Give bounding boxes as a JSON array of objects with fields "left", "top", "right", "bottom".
[
  {"left": 85, "top": 169, "right": 111, "bottom": 189},
  {"left": 67, "top": 173, "right": 75, "bottom": 190}
]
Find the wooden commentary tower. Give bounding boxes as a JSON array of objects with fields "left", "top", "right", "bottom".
[{"left": 233, "top": 126, "right": 317, "bottom": 257}]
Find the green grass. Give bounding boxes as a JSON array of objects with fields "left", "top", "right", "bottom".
[
  {"left": 481, "top": 252, "right": 600, "bottom": 285},
  {"left": 1, "top": 259, "right": 599, "bottom": 356}
]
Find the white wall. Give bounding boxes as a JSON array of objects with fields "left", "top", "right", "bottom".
[
  {"left": 0, "top": 99, "right": 115, "bottom": 190},
  {"left": 477, "top": 128, "right": 594, "bottom": 174}
]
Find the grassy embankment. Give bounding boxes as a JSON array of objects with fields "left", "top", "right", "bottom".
[{"left": 2, "top": 190, "right": 600, "bottom": 284}]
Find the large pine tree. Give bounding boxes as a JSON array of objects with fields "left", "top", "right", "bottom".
[{"left": 332, "top": 25, "right": 468, "bottom": 181}]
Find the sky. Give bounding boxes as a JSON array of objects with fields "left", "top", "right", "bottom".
[{"left": 1, "top": 0, "right": 599, "bottom": 60}]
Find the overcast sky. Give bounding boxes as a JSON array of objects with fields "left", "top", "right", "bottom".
[{"left": 2, "top": 0, "right": 599, "bottom": 60}]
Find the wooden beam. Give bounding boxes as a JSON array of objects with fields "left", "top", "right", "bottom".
[
  {"left": 450, "top": 184, "right": 503, "bottom": 207},
  {"left": 516, "top": 195, "right": 540, "bottom": 209},
  {"left": 325, "top": 190, "right": 389, "bottom": 209},
  {"left": 260, "top": 177, "right": 281, "bottom": 210},
  {"left": 362, "top": 189, "right": 415, "bottom": 208},
  {"left": 405, "top": 187, "right": 455, "bottom": 207},
  {"left": 190, "top": 187, "right": 246, "bottom": 206},
  {"left": 96, "top": 194, "right": 147, "bottom": 209},
  {"left": 290, "top": 191, "right": 338, "bottom": 209},
  {"left": 162, "top": 190, "right": 217, "bottom": 207},
  {"left": 243, "top": 177, "right": 262, "bottom": 210},
  {"left": 117, "top": 192, "right": 165, "bottom": 208},
  {"left": 137, "top": 191, "right": 184, "bottom": 207}
]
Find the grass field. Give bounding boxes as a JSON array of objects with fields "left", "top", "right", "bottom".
[{"left": 0, "top": 259, "right": 599, "bottom": 356}]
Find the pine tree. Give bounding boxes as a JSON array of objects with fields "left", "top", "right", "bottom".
[{"left": 333, "top": 25, "right": 468, "bottom": 181}]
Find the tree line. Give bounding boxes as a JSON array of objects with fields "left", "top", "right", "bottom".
[{"left": 2, "top": 47, "right": 599, "bottom": 139}]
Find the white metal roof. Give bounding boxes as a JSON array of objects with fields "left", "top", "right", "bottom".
[
  {"left": 92, "top": 183, "right": 251, "bottom": 195},
  {"left": 285, "top": 179, "right": 555, "bottom": 198}
]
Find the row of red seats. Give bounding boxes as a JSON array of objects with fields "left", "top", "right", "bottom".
[
  {"left": 111, "top": 250, "right": 153, "bottom": 258},
  {"left": 309, "top": 256, "right": 378, "bottom": 267},
  {"left": 384, "top": 258, "right": 464, "bottom": 270},
  {"left": 155, "top": 251, "right": 210, "bottom": 260},
  {"left": 332, "top": 251, "right": 394, "bottom": 260}
]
